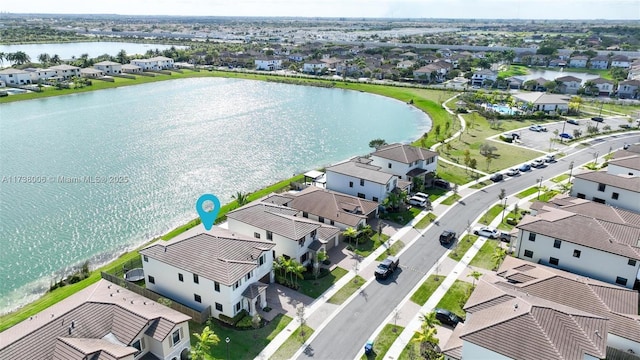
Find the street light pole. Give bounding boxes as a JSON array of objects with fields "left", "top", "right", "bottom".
[
  {"left": 226, "top": 337, "right": 230, "bottom": 360},
  {"left": 568, "top": 161, "right": 574, "bottom": 183},
  {"left": 537, "top": 177, "right": 544, "bottom": 200},
  {"left": 501, "top": 197, "right": 509, "bottom": 223}
]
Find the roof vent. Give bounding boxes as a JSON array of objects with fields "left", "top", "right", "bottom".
[
  {"left": 143, "top": 302, "right": 147, "bottom": 305},
  {"left": 68, "top": 326, "right": 72, "bottom": 335},
  {"left": 71, "top": 321, "right": 75, "bottom": 329},
  {"left": 131, "top": 300, "right": 134, "bottom": 304},
  {"left": 117, "top": 289, "right": 120, "bottom": 293},
  {"left": 595, "top": 330, "right": 602, "bottom": 338},
  {"left": 514, "top": 303, "right": 519, "bottom": 310},
  {"left": 110, "top": 293, "right": 113, "bottom": 297},
  {"left": 108, "top": 284, "right": 112, "bottom": 289},
  {"left": 51, "top": 314, "right": 54, "bottom": 318}
]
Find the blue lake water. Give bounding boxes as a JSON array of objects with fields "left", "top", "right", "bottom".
[{"left": 0, "top": 78, "right": 431, "bottom": 314}]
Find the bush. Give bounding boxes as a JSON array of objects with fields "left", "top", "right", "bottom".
[
  {"left": 302, "top": 267, "right": 329, "bottom": 280},
  {"left": 219, "top": 310, "right": 248, "bottom": 327},
  {"left": 235, "top": 314, "right": 256, "bottom": 330}
]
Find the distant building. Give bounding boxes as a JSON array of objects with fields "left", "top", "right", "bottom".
[
  {"left": 512, "top": 92, "right": 570, "bottom": 114},
  {"left": 254, "top": 57, "right": 282, "bottom": 71},
  {"left": 93, "top": 61, "right": 122, "bottom": 75}
]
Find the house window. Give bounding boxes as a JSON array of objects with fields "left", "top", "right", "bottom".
[
  {"left": 246, "top": 271, "right": 253, "bottom": 281},
  {"left": 132, "top": 339, "right": 144, "bottom": 355},
  {"left": 254, "top": 232, "right": 261, "bottom": 239},
  {"left": 357, "top": 193, "right": 365, "bottom": 199},
  {"left": 597, "top": 183, "right": 606, "bottom": 192},
  {"left": 148, "top": 275, "right": 155, "bottom": 284},
  {"left": 629, "top": 259, "right": 637, "bottom": 266},
  {"left": 143, "top": 255, "right": 148, "bottom": 262},
  {"left": 194, "top": 294, "right": 202, "bottom": 303},
  {"left": 193, "top": 274, "right": 199, "bottom": 284},
  {"left": 360, "top": 179, "right": 365, "bottom": 186},
  {"left": 553, "top": 240, "right": 561, "bottom": 249},
  {"left": 593, "top": 197, "right": 605, "bottom": 204},
  {"left": 214, "top": 282, "right": 220, "bottom": 292},
  {"left": 267, "top": 231, "right": 273, "bottom": 240},
  {"left": 616, "top": 277, "right": 628, "bottom": 286},
  {"left": 349, "top": 181, "right": 353, "bottom": 188},
  {"left": 319, "top": 216, "right": 324, "bottom": 223},
  {"left": 528, "top": 233, "right": 536, "bottom": 242},
  {"left": 233, "top": 280, "right": 241, "bottom": 290},
  {"left": 215, "top": 303, "right": 223, "bottom": 312},
  {"left": 388, "top": 163, "right": 392, "bottom": 168},
  {"left": 172, "top": 329, "right": 181, "bottom": 347},
  {"left": 311, "top": 229, "right": 317, "bottom": 238},
  {"left": 524, "top": 250, "right": 533, "bottom": 258},
  {"left": 178, "top": 273, "right": 184, "bottom": 282},
  {"left": 612, "top": 192, "right": 619, "bottom": 200},
  {"left": 235, "top": 302, "right": 241, "bottom": 313},
  {"left": 298, "top": 237, "right": 305, "bottom": 247},
  {"left": 549, "top": 257, "right": 559, "bottom": 266},
  {"left": 330, "top": 220, "right": 335, "bottom": 225},
  {"left": 576, "top": 193, "right": 586, "bottom": 199},
  {"left": 573, "top": 250, "right": 581, "bottom": 258}
]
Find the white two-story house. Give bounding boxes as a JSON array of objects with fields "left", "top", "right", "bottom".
[
  {"left": 131, "top": 56, "right": 174, "bottom": 70},
  {"left": 569, "top": 55, "right": 588, "bottom": 68},
  {"left": 556, "top": 75, "right": 582, "bottom": 94},
  {"left": 591, "top": 77, "right": 615, "bottom": 96},
  {"left": 470, "top": 69, "right": 498, "bottom": 87},
  {"left": 369, "top": 143, "right": 438, "bottom": 186},
  {"left": 0, "top": 68, "right": 32, "bottom": 85},
  {"left": 325, "top": 157, "right": 399, "bottom": 203},
  {"left": 611, "top": 55, "right": 631, "bottom": 68},
  {"left": 0, "top": 279, "right": 191, "bottom": 360},
  {"left": 227, "top": 201, "right": 340, "bottom": 259},
  {"left": 140, "top": 229, "right": 275, "bottom": 321},
  {"left": 254, "top": 57, "right": 282, "bottom": 71},
  {"left": 94, "top": 61, "right": 123, "bottom": 75},
  {"left": 303, "top": 59, "right": 328, "bottom": 74},
  {"left": 49, "top": 64, "right": 81, "bottom": 79},
  {"left": 514, "top": 196, "right": 640, "bottom": 289}
]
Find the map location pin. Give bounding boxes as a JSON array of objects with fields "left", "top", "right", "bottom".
[{"left": 196, "top": 194, "right": 221, "bottom": 231}]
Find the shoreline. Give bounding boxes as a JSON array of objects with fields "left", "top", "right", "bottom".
[{"left": 0, "top": 71, "right": 447, "bottom": 332}]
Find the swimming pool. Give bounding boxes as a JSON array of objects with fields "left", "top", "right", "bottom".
[
  {"left": 492, "top": 104, "right": 517, "bottom": 115},
  {"left": 3, "top": 88, "right": 28, "bottom": 95}
]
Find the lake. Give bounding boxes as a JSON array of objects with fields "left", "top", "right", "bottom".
[
  {"left": 0, "top": 78, "right": 430, "bottom": 314},
  {"left": 0, "top": 42, "right": 183, "bottom": 64}
]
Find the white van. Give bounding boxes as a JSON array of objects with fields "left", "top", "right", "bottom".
[{"left": 408, "top": 195, "right": 428, "bottom": 207}]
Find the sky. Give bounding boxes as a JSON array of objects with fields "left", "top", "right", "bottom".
[{"left": 2, "top": 0, "right": 639, "bottom": 20}]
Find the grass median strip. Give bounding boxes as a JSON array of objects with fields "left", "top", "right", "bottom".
[
  {"left": 361, "top": 324, "right": 405, "bottom": 360},
  {"left": 469, "top": 239, "right": 501, "bottom": 270},
  {"left": 410, "top": 275, "right": 442, "bottom": 306},
  {"left": 436, "top": 280, "right": 473, "bottom": 319},
  {"left": 414, "top": 212, "right": 437, "bottom": 229},
  {"left": 328, "top": 275, "right": 366, "bottom": 305},
  {"left": 441, "top": 194, "right": 461, "bottom": 205},
  {"left": 270, "top": 324, "right": 315, "bottom": 360},
  {"left": 449, "top": 235, "right": 479, "bottom": 262},
  {"left": 478, "top": 204, "right": 504, "bottom": 225},
  {"left": 516, "top": 186, "right": 538, "bottom": 198},
  {"left": 376, "top": 240, "right": 405, "bottom": 260}
]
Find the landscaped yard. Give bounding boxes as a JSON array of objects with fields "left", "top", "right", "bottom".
[
  {"left": 298, "top": 267, "right": 348, "bottom": 298},
  {"left": 469, "top": 240, "right": 501, "bottom": 270},
  {"left": 362, "top": 324, "right": 404, "bottom": 360},
  {"left": 441, "top": 193, "right": 461, "bottom": 205},
  {"left": 410, "top": 275, "right": 443, "bottom": 306},
  {"left": 478, "top": 204, "right": 504, "bottom": 225},
  {"left": 354, "top": 233, "right": 391, "bottom": 257},
  {"left": 414, "top": 212, "right": 438, "bottom": 229},
  {"left": 539, "top": 190, "right": 560, "bottom": 202},
  {"left": 380, "top": 207, "right": 421, "bottom": 225},
  {"left": 436, "top": 160, "right": 482, "bottom": 185},
  {"left": 449, "top": 235, "right": 479, "bottom": 262},
  {"left": 436, "top": 280, "right": 474, "bottom": 318},
  {"left": 328, "top": 275, "right": 366, "bottom": 305},
  {"left": 551, "top": 174, "right": 569, "bottom": 183},
  {"left": 398, "top": 332, "right": 423, "bottom": 360},
  {"left": 189, "top": 314, "right": 292, "bottom": 360},
  {"left": 270, "top": 324, "right": 314, "bottom": 360}
]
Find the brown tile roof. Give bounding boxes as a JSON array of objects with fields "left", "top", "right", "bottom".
[
  {"left": 534, "top": 195, "right": 640, "bottom": 225},
  {"left": 608, "top": 154, "right": 640, "bottom": 171},
  {"left": 140, "top": 229, "right": 275, "bottom": 286},
  {"left": 371, "top": 143, "right": 437, "bottom": 165},
  {"left": 0, "top": 280, "right": 189, "bottom": 360},
  {"left": 575, "top": 170, "right": 640, "bottom": 192},
  {"left": 55, "top": 337, "right": 137, "bottom": 359},
  {"left": 556, "top": 75, "right": 582, "bottom": 82},
  {"left": 227, "top": 202, "right": 325, "bottom": 240}
]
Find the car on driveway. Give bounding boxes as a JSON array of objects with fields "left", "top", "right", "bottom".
[
  {"left": 433, "top": 179, "right": 451, "bottom": 190},
  {"left": 530, "top": 159, "right": 545, "bottom": 168},
  {"left": 499, "top": 232, "right": 513, "bottom": 243},
  {"left": 519, "top": 163, "right": 531, "bottom": 172},
  {"left": 529, "top": 125, "right": 547, "bottom": 132},
  {"left": 506, "top": 168, "right": 520, "bottom": 176},
  {"left": 566, "top": 119, "right": 579, "bottom": 125},
  {"left": 414, "top": 192, "right": 430, "bottom": 200},
  {"left": 559, "top": 133, "right": 573, "bottom": 140},
  {"left": 473, "top": 226, "right": 501, "bottom": 239},
  {"left": 490, "top": 173, "right": 504, "bottom": 182},
  {"left": 435, "top": 308, "right": 464, "bottom": 327},
  {"left": 408, "top": 195, "right": 428, "bottom": 207},
  {"left": 591, "top": 116, "right": 604, "bottom": 122}
]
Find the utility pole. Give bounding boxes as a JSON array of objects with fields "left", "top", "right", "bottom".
[{"left": 537, "top": 177, "right": 544, "bottom": 200}]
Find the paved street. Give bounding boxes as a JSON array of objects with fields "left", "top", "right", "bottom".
[{"left": 296, "top": 133, "right": 638, "bottom": 360}]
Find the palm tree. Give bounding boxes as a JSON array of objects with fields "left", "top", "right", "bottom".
[
  {"left": 50, "top": 54, "right": 61, "bottom": 65},
  {"left": 342, "top": 227, "right": 358, "bottom": 249},
  {"left": 38, "top": 53, "right": 51, "bottom": 67},
  {"left": 291, "top": 260, "right": 306, "bottom": 287},
  {"left": 420, "top": 311, "right": 441, "bottom": 330},
  {"left": 412, "top": 326, "right": 440, "bottom": 358},
  {"left": 492, "top": 247, "right": 508, "bottom": 270},
  {"left": 9, "top": 51, "right": 30, "bottom": 65},
  {"left": 467, "top": 270, "right": 483, "bottom": 288},
  {"left": 0, "top": 52, "right": 5, "bottom": 66},
  {"left": 116, "top": 49, "right": 128, "bottom": 64},
  {"left": 232, "top": 191, "right": 249, "bottom": 207},
  {"left": 191, "top": 325, "right": 220, "bottom": 360}
]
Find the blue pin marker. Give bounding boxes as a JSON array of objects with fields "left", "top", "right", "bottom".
[{"left": 196, "top": 194, "right": 221, "bottom": 231}]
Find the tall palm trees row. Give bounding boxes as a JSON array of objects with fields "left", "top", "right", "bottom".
[
  {"left": 0, "top": 51, "right": 32, "bottom": 66},
  {"left": 0, "top": 49, "right": 132, "bottom": 68},
  {"left": 272, "top": 256, "right": 306, "bottom": 288}
]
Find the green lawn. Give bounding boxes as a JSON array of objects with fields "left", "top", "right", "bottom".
[
  {"left": 449, "top": 235, "right": 479, "bottom": 262},
  {"left": 298, "top": 267, "right": 348, "bottom": 299},
  {"left": 436, "top": 280, "right": 474, "bottom": 319},
  {"left": 498, "top": 64, "right": 529, "bottom": 78},
  {"left": 362, "top": 324, "right": 405, "bottom": 360},
  {"left": 582, "top": 102, "right": 640, "bottom": 117},
  {"left": 376, "top": 240, "right": 406, "bottom": 260},
  {"left": 539, "top": 190, "right": 560, "bottom": 202},
  {"left": 469, "top": 240, "right": 501, "bottom": 270},
  {"left": 470, "top": 180, "right": 492, "bottom": 189},
  {"left": 414, "top": 212, "right": 438, "bottom": 229},
  {"left": 270, "top": 324, "right": 314, "bottom": 360},
  {"left": 551, "top": 174, "right": 569, "bottom": 183},
  {"left": 328, "top": 275, "right": 366, "bottom": 305},
  {"left": 410, "top": 275, "right": 443, "bottom": 306},
  {"left": 380, "top": 207, "right": 421, "bottom": 225},
  {"left": 516, "top": 186, "right": 538, "bottom": 198},
  {"left": 479, "top": 204, "right": 504, "bottom": 225},
  {"left": 354, "top": 233, "right": 391, "bottom": 258},
  {"left": 436, "top": 161, "right": 482, "bottom": 185},
  {"left": 398, "top": 332, "right": 422, "bottom": 360},
  {"left": 190, "top": 314, "right": 292, "bottom": 360},
  {"left": 441, "top": 194, "right": 461, "bottom": 205}
]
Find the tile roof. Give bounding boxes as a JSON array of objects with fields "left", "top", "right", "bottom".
[
  {"left": 574, "top": 170, "right": 640, "bottom": 192},
  {"left": 55, "top": 337, "right": 137, "bottom": 359},
  {"left": 227, "top": 202, "right": 323, "bottom": 240},
  {"left": 94, "top": 61, "right": 121, "bottom": 66},
  {"left": 49, "top": 64, "right": 80, "bottom": 70},
  {"left": 556, "top": 75, "right": 582, "bottom": 82},
  {"left": 0, "top": 279, "right": 189, "bottom": 360},
  {"left": 326, "top": 158, "right": 394, "bottom": 185},
  {"left": 533, "top": 195, "right": 640, "bottom": 225},
  {"left": 140, "top": 229, "right": 275, "bottom": 286},
  {"left": 371, "top": 143, "right": 437, "bottom": 165},
  {"left": 608, "top": 153, "right": 640, "bottom": 171},
  {"left": 512, "top": 92, "right": 570, "bottom": 105}
]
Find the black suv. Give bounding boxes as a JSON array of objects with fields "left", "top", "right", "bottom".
[
  {"left": 591, "top": 116, "right": 604, "bottom": 122},
  {"left": 435, "top": 308, "right": 464, "bottom": 327},
  {"left": 439, "top": 230, "right": 456, "bottom": 245}
]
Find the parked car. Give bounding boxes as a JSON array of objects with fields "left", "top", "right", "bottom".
[
  {"left": 530, "top": 159, "right": 545, "bottom": 168},
  {"left": 624, "top": 143, "right": 630, "bottom": 150},
  {"left": 375, "top": 256, "right": 399, "bottom": 279},
  {"left": 529, "top": 125, "right": 547, "bottom": 132},
  {"left": 519, "top": 163, "right": 531, "bottom": 172},
  {"left": 435, "top": 308, "right": 464, "bottom": 327},
  {"left": 544, "top": 154, "right": 556, "bottom": 163},
  {"left": 490, "top": 173, "right": 504, "bottom": 182},
  {"left": 591, "top": 116, "right": 604, "bottom": 122},
  {"left": 506, "top": 168, "right": 520, "bottom": 176},
  {"left": 408, "top": 195, "right": 428, "bottom": 207},
  {"left": 433, "top": 179, "right": 450, "bottom": 189},
  {"left": 414, "top": 192, "right": 430, "bottom": 200},
  {"left": 559, "top": 133, "right": 573, "bottom": 140},
  {"left": 473, "top": 226, "right": 501, "bottom": 239},
  {"left": 566, "top": 119, "right": 579, "bottom": 125},
  {"left": 439, "top": 230, "right": 456, "bottom": 245}
]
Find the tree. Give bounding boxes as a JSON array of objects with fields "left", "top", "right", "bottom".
[
  {"left": 468, "top": 270, "right": 483, "bottom": 288},
  {"left": 434, "top": 124, "right": 441, "bottom": 140},
  {"left": 492, "top": 247, "right": 508, "bottom": 270},
  {"left": 37, "top": 53, "right": 50, "bottom": 66},
  {"left": 296, "top": 304, "right": 307, "bottom": 341},
  {"left": 191, "top": 325, "right": 220, "bottom": 360},
  {"left": 498, "top": 188, "right": 506, "bottom": 204},
  {"left": 291, "top": 260, "right": 305, "bottom": 287},
  {"left": 544, "top": 81, "right": 558, "bottom": 93},
  {"left": 232, "top": 191, "right": 249, "bottom": 207},
  {"left": 369, "top": 138, "right": 387, "bottom": 150},
  {"left": 50, "top": 54, "right": 61, "bottom": 65},
  {"left": 479, "top": 142, "right": 497, "bottom": 170},
  {"left": 420, "top": 311, "right": 441, "bottom": 329},
  {"left": 342, "top": 227, "right": 358, "bottom": 249},
  {"left": 412, "top": 326, "right": 440, "bottom": 358},
  {"left": 8, "top": 51, "right": 30, "bottom": 65},
  {"left": 116, "top": 49, "right": 128, "bottom": 64},
  {"left": 463, "top": 150, "right": 472, "bottom": 172},
  {"left": 469, "top": 158, "right": 478, "bottom": 171}
]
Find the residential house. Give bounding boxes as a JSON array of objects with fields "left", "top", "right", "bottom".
[
  {"left": 590, "top": 55, "right": 610, "bottom": 69},
  {"left": 442, "top": 256, "right": 640, "bottom": 359},
  {"left": 288, "top": 53, "right": 305, "bottom": 62},
  {"left": 121, "top": 64, "right": 142, "bottom": 74},
  {"left": 570, "top": 148, "right": 640, "bottom": 212},
  {"left": 131, "top": 56, "right": 174, "bottom": 70},
  {"left": 400, "top": 51, "right": 418, "bottom": 60},
  {"left": 93, "top": 61, "right": 123, "bottom": 75},
  {"left": 523, "top": 77, "right": 549, "bottom": 92},
  {"left": 24, "top": 67, "right": 57, "bottom": 82},
  {"left": 80, "top": 67, "right": 105, "bottom": 78},
  {"left": 514, "top": 195, "right": 640, "bottom": 289},
  {"left": 548, "top": 59, "right": 567, "bottom": 67},
  {"left": 49, "top": 64, "right": 81, "bottom": 80},
  {"left": 413, "top": 60, "right": 452, "bottom": 83},
  {"left": 396, "top": 60, "right": 415, "bottom": 69},
  {"left": 591, "top": 77, "right": 615, "bottom": 96},
  {"left": 254, "top": 57, "right": 282, "bottom": 71},
  {"left": 320, "top": 57, "right": 344, "bottom": 71},
  {"left": 303, "top": 59, "right": 327, "bottom": 74},
  {"left": 506, "top": 76, "right": 524, "bottom": 89},
  {"left": 556, "top": 75, "right": 582, "bottom": 94},
  {"left": 226, "top": 201, "right": 340, "bottom": 259},
  {"left": 437, "top": 48, "right": 452, "bottom": 58},
  {"left": 611, "top": 55, "right": 631, "bottom": 68},
  {"left": 512, "top": 92, "right": 570, "bottom": 114},
  {"left": 369, "top": 143, "right": 438, "bottom": 186},
  {"left": 568, "top": 55, "right": 588, "bottom": 68},
  {"left": 325, "top": 157, "right": 399, "bottom": 203},
  {"left": 0, "top": 68, "right": 32, "bottom": 85},
  {"left": 617, "top": 79, "right": 640, "bottom": 99},
  {"left": 470, "top": 69, "right": 498, "bottom": 87},
  {"left": 263, "top": 186, "right": 379, "bottom": 230},
  {"left": 140, "top": 229, "right": 275, "bottom": 320},
  {"left": 0, "top": 279, "right": 191, "bottom": 360}
]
